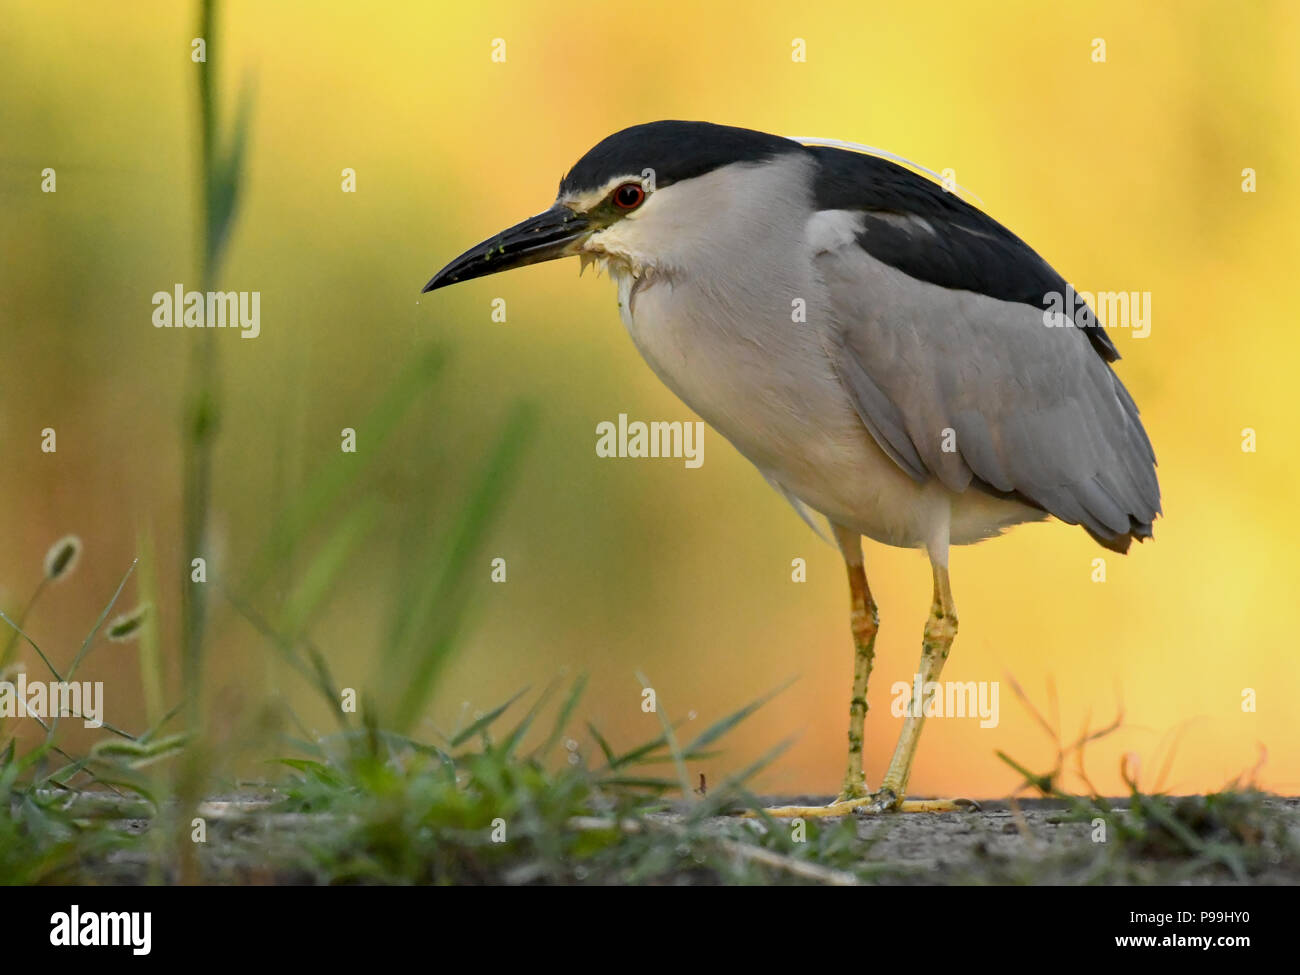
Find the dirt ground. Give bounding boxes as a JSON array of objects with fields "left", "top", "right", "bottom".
[
  {"left": 77, "top": 793, "right": 1300, "bottom": 885},
  {"left": 700, "top": 795, "right": 1300, "bottom": 885}
]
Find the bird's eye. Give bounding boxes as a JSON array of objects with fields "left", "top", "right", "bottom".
[{"left": 613, "top": 182, "right": 646, "bottom": 210}]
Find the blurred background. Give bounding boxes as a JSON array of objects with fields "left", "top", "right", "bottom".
[{"left": 1, "top": 0, "right": 1297, "bottom": 798}]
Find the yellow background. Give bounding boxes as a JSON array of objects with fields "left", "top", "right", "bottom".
[{"left": 1, "top": 0, "right": 1297, "bottom": 797}]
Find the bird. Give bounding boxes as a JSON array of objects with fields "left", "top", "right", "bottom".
[{"left": 422, "top": 120, "right": 1161, "bottom": 816}]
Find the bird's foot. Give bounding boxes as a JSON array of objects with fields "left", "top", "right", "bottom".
[
  {"left": 753, "top": 788, "right": 981, "bottom": 818},
  {"left": 834, "top": 772, "right": 872, "bottom": 804},
  {"left": 894, "top": 796, "right": 982, "bottom": 813}
]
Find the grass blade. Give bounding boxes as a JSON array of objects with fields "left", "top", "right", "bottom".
[{"left": 448, "top": 689, "right": 529, "bottom": 748}]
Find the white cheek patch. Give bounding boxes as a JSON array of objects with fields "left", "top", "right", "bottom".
[
  {"left": 581, "top": 214, "right": 657, "bottom": 278},
  {"left": 581, "top": 157, "right": 817, "bottom": 281}
]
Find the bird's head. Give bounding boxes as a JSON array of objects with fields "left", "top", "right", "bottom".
[{"left": 422, "top": 120, "right": 804, "bottom": 293}]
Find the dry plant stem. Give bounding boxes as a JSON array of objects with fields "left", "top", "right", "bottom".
[{"left": 567, "top": 816, "right": 861, "bottom": 886}]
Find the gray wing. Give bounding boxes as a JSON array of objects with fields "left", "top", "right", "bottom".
[{"left": 813, "top": 219, "right": 1161, "bottom": 552}]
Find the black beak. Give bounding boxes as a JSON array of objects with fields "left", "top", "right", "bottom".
[{"left": 422, "top": 204, "right": 591, "bottom": 293}]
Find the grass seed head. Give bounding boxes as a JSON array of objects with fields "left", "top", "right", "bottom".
[
  {"left": 106, "top": 603, "right": 151, "bottom": 643},
  {"left": 43, "top": 535, "right": 83, "bottom": 582}
]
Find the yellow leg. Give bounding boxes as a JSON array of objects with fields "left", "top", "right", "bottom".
[
  {"left": 875, "top": 559, "right": 959, "bottom": 808},
  {"left": 835, "top": 529, "right": 878, "bottom": 801},
  {"left": 756, "top": 556, "right": 977, "bottom": 819}
]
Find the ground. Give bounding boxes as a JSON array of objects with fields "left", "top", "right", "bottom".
[{"left": 58, "top": 792, "right": 1300, "bottom": 886}]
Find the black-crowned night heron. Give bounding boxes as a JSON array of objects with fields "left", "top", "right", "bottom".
[{"left": 423, "top": 120, "right": 1161, "bottom": 816}]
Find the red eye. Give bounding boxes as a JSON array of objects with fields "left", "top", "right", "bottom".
[{"left": 613, "top": 182, "right": 645, "bottom": 210}]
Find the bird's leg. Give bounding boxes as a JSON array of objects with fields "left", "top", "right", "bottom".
[
  {"left": 838, "top": 552, "right": 878, "bottom": 801},
  {"left": 757, "top": 557, "right": 975, "bottom": 819},
  {"left": 867, "top": 558, "right": 967, "bottom": 813},
  {"left": 756, "top": 529, "right": 882, "bottom": 819}
]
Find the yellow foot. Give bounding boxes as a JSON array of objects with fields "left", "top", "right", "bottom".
[
  {"left": 751, "top": 790, "right": 981, "bottom": 818},
  {"left": 898, "top": 798, "right": 981, "bottom": 813}
]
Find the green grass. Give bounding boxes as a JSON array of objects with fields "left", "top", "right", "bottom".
[
  {"left": 251, "top": 681, "right": 869, "bottom": 885},
  {"left": 0, "top": 633, "right": 870, "bottom": 885},
  {"left": 0, "top": 540, "right": 185, "bottom": 884},
  {"left": 180, "top": 0, "right": 253, "bottom": 731}
]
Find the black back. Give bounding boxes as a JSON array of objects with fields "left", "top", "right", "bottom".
[
  {"left": 561, "top": 122, "right": 1119, "bottom": 363},
  {"left": 809, "top": 146, "right": 1119, "bottom": 362}
]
